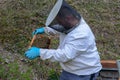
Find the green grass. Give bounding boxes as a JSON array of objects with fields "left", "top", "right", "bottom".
[
  {"left": 0, "top": 0, "right": 55, "bottom": 54},
  {"left": 0, "top": 0, "right": 120, "bottom": 79},
  {"left": 0, "top": 55, "right": 33, "bottom": 80}
]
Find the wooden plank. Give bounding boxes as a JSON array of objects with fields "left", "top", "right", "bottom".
[{"left": 101, "top": 60, "right": 117, "bottom": 68}]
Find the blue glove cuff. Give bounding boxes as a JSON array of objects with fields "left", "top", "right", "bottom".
[
  {"left": 38, "top": 27, "right": 45, "bottom": 33},
  {"left": 32, "top": 27, "right": 45, "bottom": 36}
]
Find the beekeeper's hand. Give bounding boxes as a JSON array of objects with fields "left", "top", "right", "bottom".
[
  {"left": 25, "top": 47, "right": 40, "bottom": 60},
  {"left": 32, "top": 27, "right": 45, "bottom": 36}
]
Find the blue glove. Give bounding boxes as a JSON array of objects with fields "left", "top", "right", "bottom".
[
  {"left": 32, "top": 27, "right": 45, "bottom": 36},
  {"left": 25, "top": 47, "right": 40, "bottom": 60}
]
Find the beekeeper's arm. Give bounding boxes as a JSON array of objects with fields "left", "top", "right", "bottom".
[
  {"left": 25, "top": 31, "right": 89, "bottom": 62},
  {"left": 32, "top": 25, "right": 61, "bottom": 36},
  {"left": 40, "top": 33, "right": 89, "bottom": 62}
]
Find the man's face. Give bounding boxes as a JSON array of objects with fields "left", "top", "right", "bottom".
[
  {"left": 55, "top": 16, "right": 71, "bottom": 30},
  {"left": 56, "top": 16, "right": 66, "bottom": 26}
]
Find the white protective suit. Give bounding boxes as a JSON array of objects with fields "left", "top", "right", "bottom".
[{"left": 40, "top": 17, "right": 102, "bottom": 75}]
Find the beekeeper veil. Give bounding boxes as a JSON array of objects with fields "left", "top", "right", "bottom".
[{"left": 46, "top": 0, "right": 81, "bottom": 33}]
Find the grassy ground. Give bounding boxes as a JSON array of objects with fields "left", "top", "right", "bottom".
[{"left": 0, "top": 0, "right": 120, "bottom": 79}]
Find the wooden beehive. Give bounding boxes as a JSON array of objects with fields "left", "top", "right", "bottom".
[
  {"left": 31, "top": 35, "right": 51, "bottom": 48},
  {"left": 97, "top": 60, "right": 119, "bottom": 80}
]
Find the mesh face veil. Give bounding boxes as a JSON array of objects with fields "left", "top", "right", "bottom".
[
  {"left": 48, "top": 0, "right": 81, "bottom": 34},
  {"left": 56, "top": 0, "right": 81, "bottom": 21}
]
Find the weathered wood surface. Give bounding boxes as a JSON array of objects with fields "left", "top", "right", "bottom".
[{"left": 97, "top": 60, "right": 119, "bottom": 80}]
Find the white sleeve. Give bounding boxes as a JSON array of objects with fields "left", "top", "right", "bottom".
[
  {"left": 40, "top": 33, "right": 89, "bottom": 62},
  {"left": 40, "top": 43, "right": 78, "bottom": 62},
  {"left": 44, "top": 27, "right": 60, "bottom": 35}
]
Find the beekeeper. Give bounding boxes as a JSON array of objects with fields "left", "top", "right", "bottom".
[{"left": 25, "top": 0, "right": 102, "bottom": 80}]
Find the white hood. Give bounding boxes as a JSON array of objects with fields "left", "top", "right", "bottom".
[{"left": 45, "top": 0, "right": 63, "bottom": 27}]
